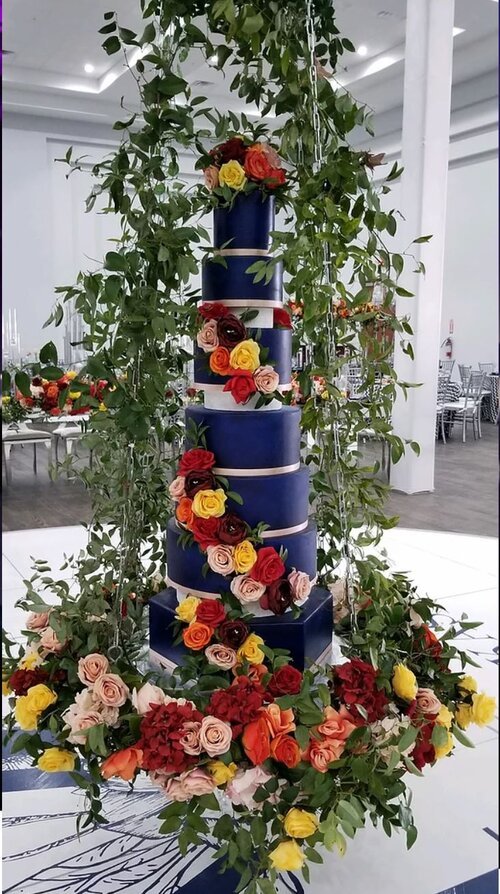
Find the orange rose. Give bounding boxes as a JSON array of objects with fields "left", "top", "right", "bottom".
[
  {"left": 244, "top": 145, "right": 274, "bottom": 182},
  {"left": 46, "top": 384, "right": 59, "bottom": 402},
  {"left": 176, "top": 497, "right": 194, "bottom": 527},
  {"left": 183, "top": 622, "right": 214, "bottom": 651},
  {"left": 261, "top": 703, "right": 296, "bottom": 737},
  {"left": 271, "top": 734, "right": 301, "bottom": 768},
  {"left": 241, "top": 663, "right": 268, "bottom": 685},
  {"left": 100, "top": 746, "right": 143, "bottom": 782},
  {"left": 304, "top": 737, "right": 340, "bottom": 773},
  {"left": 242, "top": 715, "right": 271, "bottom": 765},
  {"left": 209, "top": 346, "right": 232, "bottom": 376}
]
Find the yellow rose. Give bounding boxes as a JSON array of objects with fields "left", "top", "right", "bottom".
[
  {"left": 436, "top": 705, "right": 454, "bottom": 729},
  {"left": 207, "top": 760, "right": 238, "bottom": 786},
  {"left": 458, "top": 675, "right": 477, "bottom": 695},
  {"left": 99, "top": 402, "right": 107, "bottom": 411},
  {"left": 66, "top": 370, "right": 78, "bottom": 380},
  {"left": 175, "top": 595, "right": 201, "bottom": 623},
  {"left": 37, "top": 747, "right": 76, "bottom": 773},
  {"left": 218, "top": 160, "right": 247, "bottom": 190},
  {"left": 471, "top": 692, "right": 496, "bottom": 727},
  {"left": 392, "top": 664, "right": 418, "bottom": 702},
  {"left": 15, "top": 698, "right": 39, "bottom": 730},
  {"left": 237, "top": 633, "right": 265, "bottom": 666},
  {"left": 269, "top": 840, "right": 306, "bottom": 872},
  {"left": 69, "top": 391, "right": 81, "bottom": 400},
  {"left": 25, "top": 684, "right": 57, "bottom": 714},
  {"left": 2, "top": 680, "right": 12, "bottom": 696},
  {"left": 455, "top": 702, "right": 473, "bottom": 729},
  {"left": 2, "top": 395, "right": 11, "bottom": 404},
  {"left": 192, "top": 488, "right": 227, "bottom": 519},
  {"left": 19, "top": 650, "right": 43, "bottom": 670},
  {"left": 434, "top": 729, "right": 453, "bottom": 759},
  {"left": 284, "top": 809, "right": 319, "bottom": 839},
  {"left": 233, "top": 540, "right": 258, "bottom": 574},
  {"left": 229, "top": 339, "right": 261, "bottom": 373}
]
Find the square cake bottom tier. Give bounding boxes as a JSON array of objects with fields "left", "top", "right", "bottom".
[{"left": 149, "top": 586, "right": 333, "bottom": 673}]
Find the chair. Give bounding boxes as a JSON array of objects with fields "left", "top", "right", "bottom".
[
  {"left": 52, "top": 420, "right": 88, "bottom": 474},
  {"left": 479, "top": 363, "right": 495, "bottom": 375},
  {"left": 2, "top": 422, "right": 53, "bottom": 485},
  {"left": 458, "top": 364, "right": 472, "bottom": 394},
  {"left": 443, "top": 371, "right": 486, "bottom": 442},
  {"left": 436, "top": 371, "right": 451, "bottom": 443},
  {"left": 439, "top": 359, "right": 455, "bottom": 376}
]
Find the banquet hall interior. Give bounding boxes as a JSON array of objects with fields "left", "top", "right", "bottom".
[{"left": 1, "top": 1, "right": 498, "bottom": 893}]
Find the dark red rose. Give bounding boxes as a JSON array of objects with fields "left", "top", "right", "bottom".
[
  {"left": 267, "top": 665, "right": 303, "bottom": 697},
  {"left": 217, "top": 314, "right": 247, "bottom": 349},
  {"left": 179, "top": 448, "right": 215, "bottom": 475},
  {"left": 420, "top": 625, "right": 443, "bottom": 659},
  {"left": 411, "top": 722, "right": 436, "bottom": 770},
  {"left": 223, "top": 371, "right": 257, "bottom": 405},
  {"left": 190, "top": 516, "right": 221, "bottom": 551},
  {"left": 32, "top": 376, "right": 43, "bottom": 387},
  {"left": 266, "top": 168, "right": 286, "bottom": 189},
  {"left": 199, "top": 302, "right": 229, "bottom": 320},
  {"left": 186, "top": 387, "right": 197, "bottom": 398},
  {"left": 218, "top": 619, "right": 249, "bottom": 650},
  {"left": 208, "top": 675, "right": 265, "bottom": 736},
  {"left": 273, "top": 307, "right": 292, "bottom": 329},
  {"left": 218, "top": 513, "right": 249, "bottom": 545},
  {"left": 184, "top": 469, "right": 216, "bottom": 498},
  {"left": 196, "top": 598, "right": 226, "bottom": 627},
  {"left": 137, "top": 701, "right": 204, "bottom": 774},
  {"left": 260, "top": 578, "right": 293, "bottom": 615},
  {"left": 8, "top": 668, "right": 49, "bottom": 696},
  {"left": 334, "top": 658, "right": 389, "bottom": 723},
  {"left": 250, "top": 546, "right": 285, "bottom": 585},
  {"left": 211, "top": 137, "right": 247, "bottom": 165}
]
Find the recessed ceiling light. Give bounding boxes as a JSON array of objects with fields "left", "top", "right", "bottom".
[
  {"left": 84, "top": 63, "right": 95, "bottom": 74},
  {"left": 453, "top": 26, "right": 465, "bottom": 36},
  {"left": 357, "top": 45, "right": 368, "bottom": 56},
  {"left": 208, "top": 54, "right": 218, "bottom": 65},
  {"left": 364, "top": 55, "right": 396, "bottom": 76}
]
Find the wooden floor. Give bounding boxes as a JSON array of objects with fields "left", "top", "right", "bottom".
[{"left": 2, "top": 424, "right": 498, "bottom": 536}]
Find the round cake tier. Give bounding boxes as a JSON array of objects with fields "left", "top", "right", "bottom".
[
  {"left": 202, "top": 255, "right": 282, "bottom": 303},
  {"left": 194, "top": 327, "right": 292, "bottom": 386},
  {"left": 213, "top": 192, "right": 274, "bottom": 250},
  {"left": 185, "top": 405, "right": 301, "bottom": 470},
  {"left": 224, "top": 465, "right": 309, "bottom": 531}
]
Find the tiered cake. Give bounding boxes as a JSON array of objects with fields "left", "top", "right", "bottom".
[{"left": 149, "top": 192, "right": 333, "bottom": 671}]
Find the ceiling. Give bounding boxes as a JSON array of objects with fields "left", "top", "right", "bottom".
[{"left": 2, "top": 0, "right": 498, "bottom": 134}]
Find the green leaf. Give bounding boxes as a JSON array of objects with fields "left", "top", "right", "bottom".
[
  {"left": 14, "top": 371, "right": 32, "bottom": 397},
  {"left": 397, "top": 724, "right": 419, "bottom": 753},
  {"left": 102, "top": 35, "right": 121, "bottom": 54},
  {"left": 39, "top": 341, "right": 58, "bottom": 365},
  {"left": 413, "top": 235, "right": 432, "bottom": 244},
  {"left": 242, "top": 12, "right": 264, "bottom": 34},
  {"left": 104, "top": 251, "right": 127, "bottom": 272},
  {"left": 451, "top": 722, "right": 475, "bottom": 748},
  {"left": 40, "top": 366, "right": 64, "bottom": 380}
]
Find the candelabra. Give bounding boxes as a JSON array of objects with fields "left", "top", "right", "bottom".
[{"left": 2, "top": 308, "right": 21, "bottom": 367}]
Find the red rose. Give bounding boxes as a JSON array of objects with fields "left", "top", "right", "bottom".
[
  {"left": 199, "top": 302, "right": 229, "bottom": 320},
  {"left": 196, "top": 598, "right": 226, "bottom": 627},
  {"left": 218, "top": 513, "right": 249, "bottom": 545},
  {"left": 260, "top": 578, "right": 293, "bottom": 615},
  {"left": 411, "top": 722, "right": 436, "bottom": 770},
  {"left": 208, "top": 675, "right": 266, "bottom": 736},
  {"left": 50, "top": 408, "right": 62, "bottom": 416},
  {"left": 242, "top": 715, "right": 271, "bottom": 765},
  {"left": 334, "top": 658, "right": 389, "bottom": 723},
  {"left": 273, "top": 307, "right": 292, "bottom": 329},
  {"left": 190, "top": 516, "right": 221, "bottom": 551},
  {"left": 223, "top": 370, "right": 257, "bottom": 405},
  {"left": 137, "top": 700, "right": 204, "bottom": 774},
  {"left": 267, "top": 168, "right": 286, "bottom": 189},
  {"left": 179, "top": 448, "right": 215, "bottom": 475},
  {"left": 184, "top": 469, "right": 216, "bottom": 498},
  {"left": 8, "top": 668, "right": 49, "bottom": 696},
  {"left": 420, "top": 625, "right": 443, "bottom": 659},
  {"left": 217, "top": 314, "right": 247, "bottom": 349},
  {"left": 32, "top": 377, "right": 43, "bottom": 387},
  {"left": 250, "top": 547, "right": 285, "bottom": 585},
  {"left": 211, "top": 136, "right": 247, "bottom": 165},
  {"left": 267, "top": 665, "right": 303, "bottom": 697},
  {"left": 218, "top": 619, "right": 249, "bottom": 650}
]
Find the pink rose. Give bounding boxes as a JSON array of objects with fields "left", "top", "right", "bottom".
[
  {"left": 288, "top": 569, "right": 313, "bottom": 603},
  {"left": 169, "top": 476, "right": 186, "bottom": 502},
  {"left": 230, "top": 575, "right": 266, "bottom": 604},
  {"left": 39, "top": 626, "right": 65, "bottom": 654},
  {"left": 226, "top": 766, "right": 277, "bottom": 809},
  {"left": 64, "top": 709, "right": 103, "bottom": 745},
  {"left": 131, "top": 682, "right": 165, "bottom": 715},
  {"left": 261, "top": 142, "right": 281, "bottom": 168},
  {"left": 164, "top": 776, "right": 192, "bottom": 802},
  {"left": 197, "top": 319, "right": 219, "bottom": 353},
  {"left": 77, "top": 653, "right": 110, "bottom": 687},
  {"left": 93, "top": 673, "right": 129, "bottom": 707},
  {"left": 199, "top": 715, "right": 233, "bottom": 756},
  {"left": 180, "top": 721, "right": 203, "bottom": 755},
  {"left": 415, "top": 688, "right": 442, "bottom": 715},
  {"left": 253, "top": 365, "right": 279, "bottom": 394},
  {"left": 204, "top": 165, "right": 220, "bottom": 191},
  {"left": 205, "top": 644, "right": 238, "bottom": 670},
  {"left": 206, "top": 544, "right": 235, "bottom": 576},
  {"left": 67, "top": 689, "right": 119, "bottom": 728},
  {"left": 26, "top": 611, "right": 50, "bottom": 630},
  {"left": 179, "top": 767, "right": 217, "bottom": 798}
]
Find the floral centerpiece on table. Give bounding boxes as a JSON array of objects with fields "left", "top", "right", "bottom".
[
  {"left": 201, "top": 136, "right": 288, "bottom": 200},
  {"left": 15, "top": 372, "right": 108, "bottom": 416},
  {"left": 1, "top": 394, "right": 30, "bottom": 425}
]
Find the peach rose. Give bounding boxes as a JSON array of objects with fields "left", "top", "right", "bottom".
[
  {"left": 415, "top": 688, "right": 442, "bottom": 715},
  {"left": 39, "top": 626, "right": 65, "bottom": 654},
  {"left": 169, "top": 476, "right": 186, "bottom": 502},
  {"left": 182, "top": 622, "right": 213, "bottom": 651},
  {"left": 305, "top": 737, "right": 341, "bottom": 773},
  {"left": 180, "top": 721, "right": 203, "bottom": 755},
  {"left": 317, "top": 705, "right": 357, "bottom": 742},
  {"left": 179, "top": 767, "right": 217, "bottom": 798},
  {"left": 100, "top": 746, "right": 143, "bottom": 781},
  {"left": 261, "top": 703, "right": 296, "bottom": 737},
  {"left": 204, "top": 165, "right": 219, "bottom": 190},
  {"left": 26, "top": 611, "right": 50, "bottom": 630},
  {"left": 64, "top": 709, "right": 103, "bottom": 745},
  {"left": 164, "top": 776, "right": 191, "bottom": 802},
  {"left": 197, "top": 319, "right": 219, "bottom": 353},
  {"left": 288, "top": 569, "right": 313, "bottom": 603},
  {"left": 205, "top": 644, "right": 238, "bottom": 670},
  {"left": 70, "top": 689, "right": 119, "bottom": 727},
  {"left": 226, "top": 766, "right": 276, "bottom": 809},
  {"left": 244, "top": 663, "right": 269, "bottom": 685},
  {"left": 77, "top": 653, "right": 110, "bottom": 687},
  {"left": 131, "top": 682, "right": 165, "bottom": 715},
  {"left": 230, "top": 575, "right": 266, "bottom": 603},
  {"left": 199, "top": 715, "right": 233, "bottom": 757},
  {"left": 260, "top": 142, "right": 281, "bottom": 168},
  {"left": 253, "top": 365, "right": 279, "bottom": 394},
  {"left": 93, "top": 673, "right": 130, "bottom": 707},
  {"left": 206, "top": 543, "right": 235, "bottom": 576}
]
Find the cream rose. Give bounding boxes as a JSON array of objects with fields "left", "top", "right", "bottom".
[
  {"left": 67, "top": 689, "right": 119, "bottom": 728},
  {"left": 253, "top": 365, "right": 280, "bottom": 394},
  {"left": 164, "top": 776, "right": 191, "bottom": 802},
  {"left": 261, "top": 142, "right": 281, "bottom": 168},
  {"left": 64, "top": 709, "right": 103, "bottom": 745},
  {"left": 93, "top": 673, "right": 129, "bottom": 708},
  {"left": 26, "top": 611, "right": 50, "bottom": 631},
  {"left": 197, "top": 319, "right": 219, "bottom": 353},
  {"left": 77, "top": 653, "right": 110, "bottom": 688},
  {"left": 179, "top": 767, "right": 217, "bottom": 798},
  {"left": 39, "top": 626, "right": 65, "bottom": 654},
  {"left": 206, "top": 543, "right": 235, "bottom": 576},
  {"left": 131, "top": 682, "right": 165, "bottom": 715},
  {"left": 199, "top": 715, "right": 233, "bottom": 757},
  {"left": 168, "top": 476, "right": 186, "bottom": 502},
  {"left": 415, "top": 688, "right": 442, "bottom": 715},
  {"left": 288, "top": 569, "right": 312, "bottom": 603},
  {"left": 205, "top": 644, "right": 238, "bottom": 670},
  {"left": 180, "top": 721, "right": 203, "bottom": 755},
  {"left": 204, "top": 165, "right": 220, "bottom": 190},
  {"left": 226, "top": 767, "right": 276, "bottom": 809},
  {"left": 230, "top": 574, "right": 265, "bottom": 604}
]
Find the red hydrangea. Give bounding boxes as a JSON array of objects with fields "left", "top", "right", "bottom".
[
  {"left": 8, "top": 668, "right": 49, "bottom": 696},
  {"left": 208, "top": 675, "right": 266, "bottom": 737},
  {"left": 137, "top": 700, "right": 204, "bottom": 774},
  {"left": 334, "top": 658, "right": 389, "bottom": 723},
  {"left": 411, "top": 722, "right": 436, "bottom": 770}
]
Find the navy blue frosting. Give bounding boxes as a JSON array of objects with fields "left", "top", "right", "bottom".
[
  {"left": 194, "top": 328, "right": 292, "bottom": 385},
  {"left": 202, "top": 255, "right": 283, "bottom": 303},
  {"left": 213, "top": 192, "right": 274, "bottom": 250},
  {"left": 185, "top": 406, "right": 301, "bottom": 469},
  {"left": 150, "top": 585, "right": 332, "bottom": 671},
  {"left": 166, "top": 518, "right": 317, "bottom": 594},
  {"left": 224, "top": 466, "right": 309, "bottom": 529}
]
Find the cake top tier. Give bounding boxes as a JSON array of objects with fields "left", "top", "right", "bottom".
[{"left": 213, "top": 192, "right": 275, "bottom": 252}]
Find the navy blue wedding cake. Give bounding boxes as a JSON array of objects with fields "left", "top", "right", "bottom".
[{"left": 149, "top": 192, "right": 333, "bottom": 671}]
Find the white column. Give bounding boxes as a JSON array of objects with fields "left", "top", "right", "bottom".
[{"left": 391, "top": 0, "right": 455, "bottom": 494}]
